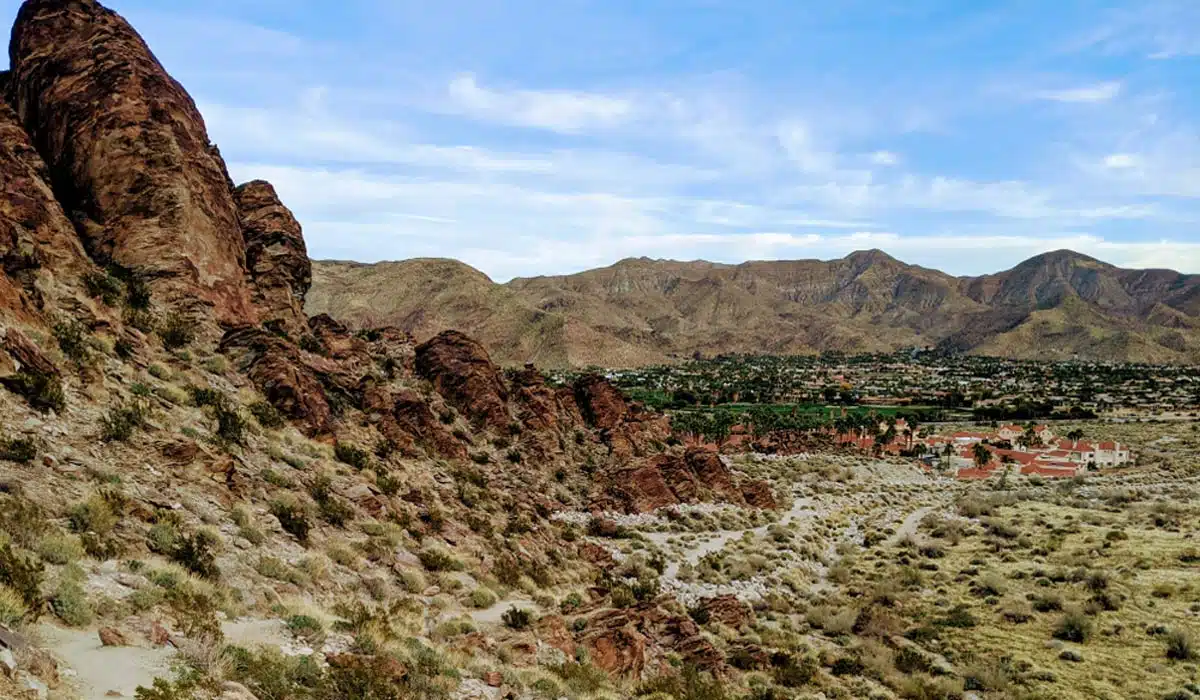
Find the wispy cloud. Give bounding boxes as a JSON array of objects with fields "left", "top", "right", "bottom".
[
  {"left": 1032, "top": 81, "right": 1122, "bottom": 103},
  {"left": 444, "top": 73, "right": 635, "bottom": 133}
]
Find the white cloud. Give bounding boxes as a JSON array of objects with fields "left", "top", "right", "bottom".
[
  {"left": 870, "top": 151, "right": 901, "bottom": 166},
  {"left": 777, "top": 121, "right": 836, "bottom": 173},
  {"left": 445, "top": 73, "right": 634, "bottom": 133},
  {"left": 1103, "top": 153, "right": 1140, "bottom": 169},
  {"left": 1032, "top": 81, "right": 1122, "bottom": 104}
]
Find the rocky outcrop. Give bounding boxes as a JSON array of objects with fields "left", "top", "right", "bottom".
[
  {"left": 696, "top": 595, "right": 754, "bottom": 628},
  {"left": 363, "top": 384, "right": 466, "bottom": 459},
  {"left": 220, "top": 327, "right": 333, "bottom": 435},
  {"left": 602, "top": 447, "right": 776, "bottom": 513},
  {"left": 0, "top": 102, "right": 95, "bottom": 320},
  {"left": 415, "top": 331, "right": 510, "bottom": 431},
  {"left": 8, "top": 0, "right": 257, "bottom": 326},
  {"left": 235, "top": 181, "right": 310, "bottom": 337},
  {"left": 581, "top": 601, "right": 724, "bottom": 679},
  {"left": 573, "top": 375, "right": 669, "bottom": 462}
]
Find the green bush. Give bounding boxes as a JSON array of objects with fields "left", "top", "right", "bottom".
[
  {"left": 250, "top": 400, "right": 286, "bottom": 429},
  {"left": 334, "top": 442, "right": 371, "bottom": 470},
  {"left": 171, "top": 530, "right": 221, "bottom": 580},
  {"left": 159, "top": 312, "right": 195, "bottom": 349},
  {"left": 0, "top": 543, "right": 44, "bottom": 613},
  {"left": 469, "top": 587, "right": 498, "bottom": 609},
  {"left": 310, "top": 476, "right": 354, "bottom": 527},
  {"left": 1166, "top": 629, "right": 1195, "bottom": 661},
  {"left": 1053, "top": 610, "right": 1092, "bottom": 643},
  {"left": 2, "top": 370, "right": 65, "bottom": 413},
  {"left": 0, "top": 584, "right": 27, "bottom": 626},
  {"left": 100, "top": 401, "right": 150, "bottom": 442},
  {"left": 188, "top": 386, "right": 223, "bottom": 407},
  {"left": 68, "top": 494, "right": 119, "bottom": 535},
  {"left": 271, "top": 498, "right": 311, "bottom": 543},
  {"left": 0, "top": 436, "right": 37, "bottom": 463},
  {"left": 417, "top": 546, "right": 460, "bottom": 572},
  {"left": 502, "top": 606, "right": 532, "bottom": 630},
  {"left": 51, "top": 578, "right": 92, "bottom": 627},
  {"left": 53, "top": 320, "right": 92, "bottom": 365},
  {"left": 286, "top": 614, "right": 325, "bottom": 642},
  {"left": 84, "top": 269, "right": 125, "bottom": 306},
  {"left": 214, "top": 401, "right": 249, "bottom": 445}
]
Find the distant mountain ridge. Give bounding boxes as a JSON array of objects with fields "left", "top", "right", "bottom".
[{"left": 306, "top": 250, "right": 1200, "bottom": 368}]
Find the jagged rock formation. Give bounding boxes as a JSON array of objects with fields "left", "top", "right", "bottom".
[
  {"left": 8, "top": 0, "right": 257, "bottom": 327},
  {"left": 312, "top": 250, "right": 1200, "bottom": 367},
  {"left": 234, "top": 181, "right": 310, "bottom": 338}
]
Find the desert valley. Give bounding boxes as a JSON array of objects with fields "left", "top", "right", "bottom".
[{"left": 0, "top": 2, "right": 1198, "bottom": 700}]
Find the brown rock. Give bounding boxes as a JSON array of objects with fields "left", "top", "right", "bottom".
[
  {"left": 0, "top": 327, "right": 57, "bottom": 378},
  {"left": 326, "top": 653, "right": 407, "bottom": 684},
  {"left": 741, "top": 480, "right": 777, "bottom": 510},
  {"left": 149, "top": 621, "right": 171, "bottom": 647},
  {"left": 98, "top": 627, "right": 127, "bottom": 647},
  {"left": 696, "top": 595, "right": 754, "bottom": 628},
  {"left": 218, "top": 681, "right": 260, "bottom": 700},
  {"left": 415, "top": 331, "right": 510, "bottom": 431},
  {"left": 9, "top": 0, "right": 257, "bottom": 326},
  {"left": 535, "top": 615, "right": 576, "bottom": 658},
  {"left": 220, "top": 327, "right": 333, "bottom": 435},
  {"left": 0, "top": 102, "right": 95, "bottom": 320},
  {"left": 235, "top": 181, "right": 310, "bottom": 338},
  {"left": 483, "top": 671, "right": 503, "bottom": 687}
]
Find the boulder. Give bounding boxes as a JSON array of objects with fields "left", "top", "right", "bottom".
[
  {"left": 696, "top": 595, "right": 754, "bottom": 628},
  {"left": 9, "top": 0, "right": 258, "bottom": 326},
  {"left": 415, "top": 331, "right": 510, "bottom": 431},
  {"left": 98, "top": 627, "right": 127, "bottom": 647}
]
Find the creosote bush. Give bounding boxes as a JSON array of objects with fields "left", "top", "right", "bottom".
[
  {"left": 0, "top": 436, "right": 37, "bottom": 463},
  {"left": 271, "top": 497, "right": 311, "bottom": 543},
  {"left": 502, "top": 606, "right": 532, "bottom": 630},
  {"left": 2, "top": 369, "right": 65, "bottom": 413},
  {"left": 100, "top": 400, "right": 150, "bottom": 442},
  {"left": 334, "top": 442, "right": 371, "bottom": 470},
  {"left": 249, "top": 400, "right": 286, "bottom": 429},
  {"left": 159, "top": 312, "right": 195, "bottom": 349}
]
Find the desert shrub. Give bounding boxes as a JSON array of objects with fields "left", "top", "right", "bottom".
[
  {"left": 771, "top": 652, "right": 817, "bottom": 687},
  {"left": 469, "top": 587, "right": 498, "bottom": 609},
  {"left": 937, "top": 604, "right": 978, "bottom": 629},
  {"left": 271, "top": 498, "right": 311, "bottom": 543},
  {"left": 0, "top": 436, "right": 37, "bottom": 463},
  {"left": 502, "top": 606, "right": 532, "bottom": 630},
  {"left": 1166, "top": 629, "right": 1196, "bottom": 661},
  {"left": 36, "top": 534, "right": 84, "bottom": 566},
  {"left": 1053, "top": 610, "right": 1092, "bottom": 643},
  {"left": 159, "top": 312, "right": 195, "bottom": 349},
  {"left": 68, "top": 493, "right": 119, "bottom": 535},
  {"left": 1031, "top": 592, "right": 1063, "bottom": 612},
  {"left": 0, "top": 494, "right": 48, "bottom": 547},
  {"left": 2, "top": 370, "right": 65, "bottom": 413},
  {"left": 214, "top": 401, "right": 249, "bottom": 445},
  {"left": 286, "top": 614, "right": 325, "bottom": 642},
  {"left": 100, "top": 400, "right": 150, "bottom": 442},
  {"left": 53, "top": 319, "right": 92, "bottom": 365},
  {"left": 636, "top": 666, "right": 730, "bottom": 700},
  {"left": 469, "top": 452, "right": 490, "bottom": 465},
  {"left": 188, "top": 386, "right": 222, "bottom": 407},
  {"left": 417, "top": 546, "right": 459, "bottom": 572},
  {"left": 0, "top": 584, "right": 27, "bottom": 626},
  {"left": 505, "top": 448, "right": 522, "bottom": 464},
  {"left": 310, "top": 475, "right": 354, "bottom": 527},
  {"left": 84, "top": 269, "right": 125, "bottom": 306},
  {"left": 171, "top": 530, "right": 221, "bottom": 580},
  {"left": 376, "top": 472, "right": 402, "bottom": 497},
  {"left": 51, "top": 578, "right": 92, "bottom": 626},
  {"left": 249, "top": 400, "right": 286, "bottom": 429},
  {"left": 334, "top": 442, "right": 370, "bottom": 470},
  {"left": 611, "top": 584, "right": 637, "bottom": 608},
  {"left": 0, "top": 543, "right": 43, "bottom": 612}
]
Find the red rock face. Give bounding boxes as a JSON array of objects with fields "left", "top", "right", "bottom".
[
  {"left": 602, "top": 446, "right": 776, "bottom": 513},
  {"left": 0, "top": 102, "right": 94, "bottom": 320},
  {"left": 8, "top": 0, "right": 256, "bottom": 326},
  {"left": 580, "top": 602, "right": 724, "bottom": 679},
  {"left": 573, "top": 375, "right": 629, "bottom": 431},
  {"left": 235, "top": 181, "right": 310, "bottom": 337},
  {"left": 220, "top": 327, "right": 334, "bottom": 436},
  {"left": 415, "top": 330, "right": 510, "bottom": 431}
]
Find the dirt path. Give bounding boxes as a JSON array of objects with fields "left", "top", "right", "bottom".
[
  {"left": 886, "top": 505, "right": 939, "bottom": 547},
  {"left": 35, "top": 624, "right": 175, "bottom": 700},
  {"left": 468, "top": 597, "right": 538, "bottom": 625}
]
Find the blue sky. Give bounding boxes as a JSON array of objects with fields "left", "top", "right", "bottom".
[{"left": 6, "top": 0, "right": 1200, "bottom": 280}]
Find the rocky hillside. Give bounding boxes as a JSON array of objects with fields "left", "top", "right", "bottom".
[
  {"left": 311, "top": 250, "right": 1200, "bottom": 367},
  {"left": 0, "top": 2, "right": 783, "bottom": 699}
]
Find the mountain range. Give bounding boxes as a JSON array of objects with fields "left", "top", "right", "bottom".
[{"left": 307, "top": 250, "right": 1200, "bottom": 367}]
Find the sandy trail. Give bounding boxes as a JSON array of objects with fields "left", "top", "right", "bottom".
[
  {"left": 468, "top": 597, "right": 538, "bottom": 625},
  {"left": 37, "top": 618, "right": 296, "bottom": 700}
]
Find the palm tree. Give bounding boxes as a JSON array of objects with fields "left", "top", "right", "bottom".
[
  {"left": 972, "top": 443, "right": 993, "bottom": 468},
  {"left": 1066, "top": 428, "right": 1084, "bottom": 443}
]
